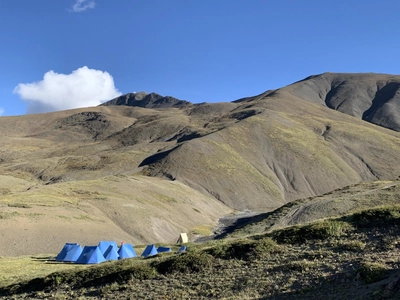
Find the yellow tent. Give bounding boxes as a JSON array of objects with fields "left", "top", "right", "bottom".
[{"left": 176, "top": 233, "right": 188, "bottom": 244}]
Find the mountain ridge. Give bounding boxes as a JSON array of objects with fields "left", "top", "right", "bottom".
[
  {"left": 101, "top": 91, "right": 191, "bottom": 109},
  {"left": 279, "top": 72, "right": 400, "bottom": 131}
]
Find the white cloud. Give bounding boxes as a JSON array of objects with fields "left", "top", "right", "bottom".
[
  {"left": 72, "top": 0, "right": 95, "bottom": 12},
  {"left": 0, "top": 108, "right": 4, "bottom": 116},
  {"left": 14, "top": 66, "right": 121, "bottom": 114}
]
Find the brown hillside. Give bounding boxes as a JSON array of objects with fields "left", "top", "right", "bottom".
[
  {"left": 280, "top": 72, "right": 400, "bottom": 131},
  {"left": 1, "top": 72, "right": 400, "bottom": 256},
  {"left": 142, "top": 84, "right": 400, "bottom": 208}
]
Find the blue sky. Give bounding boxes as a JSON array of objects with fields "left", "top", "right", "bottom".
[{"left": 0, "top": 0, "right": 399, "bottom": 116}]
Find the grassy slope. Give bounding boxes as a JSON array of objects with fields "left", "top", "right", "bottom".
[
  {"left": 227, "top": 179, "right": 400, "bottom": 240},
  {"left": 1, "top": 98, "right": 400, "bottom": 257},
  {"left": 2, "top": 74, "right": 400, "bottom": 258},
  {"left": 0, "top": 174, "right": 231, "bottom": 256},
  {"left": 0, "top": 106, "right": 234, "bottom": 256},
  {"left": 143, "top": 93, "right": 400, "bottom": 210},
  {"left": 1, "top": 205, "right": 400, "bottom": 299}
]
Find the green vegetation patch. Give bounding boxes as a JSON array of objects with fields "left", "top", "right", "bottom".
[
  {"left": 359, "top": 262, "right": 388, "bottom": 284},
  {"left": 205, "top": 240, "right": 254, "bottom": 260},
  {"left": 2, "top": 259, "right": 154, "bottom": 295},
  {"left": 73, "top": 214, "right": 94, "bottom": 221},
  {"left": 286, "top": 259, "right": 317, "bottom": 273},
  {"left": 0, "top": 211, "right": 21, "bottom": 220},
  {"left": 350, "top": 206, "right": 400, "bottom": 228},
  {"left": 205, "top": 237, "right": 280, "bottom": 260},
  {"left": 251, "top": 237, "right": 281, "bottom": 259},
  {"left": 191, "top": 225, "right": 213, "bottom": 236},
  {"left": 272, "top": 220, "right": 352, "bottom": 244},
  {"left": 340, "top": 240, "right": 366, "bottom": 252},
  {"left": 155, "top": 251, "right": 214, "bottom": 274}
]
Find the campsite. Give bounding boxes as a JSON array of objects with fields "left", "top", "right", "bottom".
[
  {"left": 0, "top": 240, "right": 186, "bottom": 290},
  {"left": 1, "top": 202, "right": 400, "bottom": 299},
  {"left": 55, "top": 238, "right": 185, "bottom": 264}
]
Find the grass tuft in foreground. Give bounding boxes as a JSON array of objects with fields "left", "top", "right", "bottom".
[
  {"left": 272, "top": 220, "right": 352, "bottom": 244},
  {"left": 155, "top": 251, "right": 214, "bottom": 274},
  {"left": 359, "top": 262, "right": 388, "bottom": 284},
  {"left": 350, "top": 206, "right": 400, "bottom": 228},
  {"left": 2, "top": 205, "right": 400, "bottom": 299}
]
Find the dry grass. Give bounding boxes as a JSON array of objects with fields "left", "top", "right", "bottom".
[
  {"left": 2, "top": 205, "right": 400, "bottom": 299},
  {"left": 0, "top": 255, "right": 88, "bottom": 288},
  {"left": 191, "top": 225, "right": 213, "bottom": 236},
  {"left": 0, "top": 174, "right": 231, "bottom": 256}
]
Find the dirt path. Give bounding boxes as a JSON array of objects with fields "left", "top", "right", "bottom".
[{"left": 195, "top": 210, "right": 263, "bottom": 242}]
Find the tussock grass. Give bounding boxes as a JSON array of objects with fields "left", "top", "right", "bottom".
[
  {"left": 350, "top": 205, "right": 400, "bottom": 228},
  {"left": 272, "top": 220, "right": 352, "bottom": 244},
  {"left": 2, "top": 205, "right": 400, "bottom": 299},
  {"left": 205, "top": 240, "right": 254, "bottom": 260},
  {"left": 286, "top": 259, "right": 316, "bottom": 273},
  {"left": 155, "top": 251, "right": 214, "bottom": 274},
  {"left": 359, "top": 262, "right": 388, "bottom": 284},
  {"left": 2, "top": 258, "right": 153, "bottom": 295},
  {"left": 0, "top": 255, "right": 87, "bottom": 289},
  {"left": 204, "top": 237, "right": 280, "bottom": 261},
  {"left": 340, "top": 240, "right": 366, "bottom": 252},
  {"left": 251, "top": 237, "right": 281, "bottom": 259}
]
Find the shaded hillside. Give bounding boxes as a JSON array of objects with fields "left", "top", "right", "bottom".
[
  {"left": 280, "top": 72, "right": 400, "bottom": 131},
  {"left": 2, "top": 73, "right": 400, "bottom": 255}
]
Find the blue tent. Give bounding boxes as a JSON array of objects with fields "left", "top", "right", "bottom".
[
  {"left": 157, "top": 246, "right": 172, "bottom": 253},
  {"left": 177, "top": 245, "right": 187, "bottom": 254},
  {"left": 56, "top": 243, "right": 76, "bottom": 261},
  {"left": 56, "top": 243, "right": 83, "bottom": 262},
  {"left": 141, "top": 244, "right": 158, "bottom": 258},
  {"left": 118, "top": 243, "right": 137, "bottom": 259},
  {"left": 104, "top": 245, "right": 119, "bottom": 261},
  {"left": 123, "top": 244, "right": 137, "bottom": 257},
  {"left": 75, "top": 246, "right": 106, "bottom": 264},
  {"left": 63, "top": 244, "right": 83, "bottom": 262},
  {"left": 98, "top": 241, "right": 118, "bottom": 254}
]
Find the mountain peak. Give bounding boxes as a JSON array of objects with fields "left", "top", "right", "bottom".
[{"left": 101, "top": 92, "right": 191, "bottom": 109}]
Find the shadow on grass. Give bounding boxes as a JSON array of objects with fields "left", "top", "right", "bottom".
[
  {"left": 213, "top": 211, "right": 273, "bottom": 240},
  {"left": 31, "top": 256, "right": 55, "bottom": 261}
]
